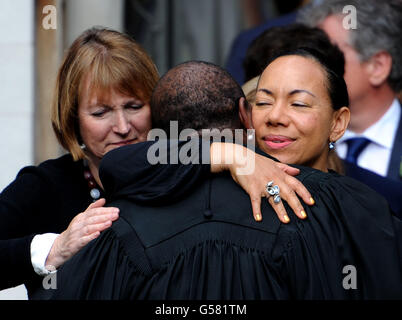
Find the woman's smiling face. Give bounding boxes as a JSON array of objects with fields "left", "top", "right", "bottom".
[{"left": 252, "top": 55, "right": 337, "bottom": 171}]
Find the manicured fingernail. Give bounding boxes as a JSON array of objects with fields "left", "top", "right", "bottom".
[
  {"left": 301, "top": 210, "right": 307, "bottom": 218},
  {"left": 255, "top": 213, "right": 262, "bottom": 221},
  {"left": 284, "top": 215, "right": 290, "bottom": 223},
  {"left": 310, "top": 197, "right": 315, "bottom": 205}
]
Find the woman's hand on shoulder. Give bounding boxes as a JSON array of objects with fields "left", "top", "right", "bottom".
[
  {"left": 45, "top": 198, "right": 119, "bottom": 269},
  {"left": 210, "top": 142, "right": 314, "bottom": 223}
]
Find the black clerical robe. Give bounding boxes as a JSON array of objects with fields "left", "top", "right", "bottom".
[{"left": 32, "top": 142, "right": 402, "bottom": 299}]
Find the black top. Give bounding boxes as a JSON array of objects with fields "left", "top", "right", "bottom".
[
  {"left": 0, "top": 154, "right": 95, "bottom": 293},
  {"left": 33, "top": 143, "right": 402, "bottom": 300}
]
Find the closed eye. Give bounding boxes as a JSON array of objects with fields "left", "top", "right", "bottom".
[
  {"left": 291, "top": 102, "right": 309, "bottom": 108},
  {"left": 255, "top": 102, "right": 273, "bottom": 107},
  {"left": 125, "top": 103, "right": 144, "bottom": 110},
  {"left": 91, "top": 108, "right": 108, "bottom": 117}
]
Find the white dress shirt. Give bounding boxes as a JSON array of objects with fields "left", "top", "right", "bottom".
[
  {"left": 336, "top": 99, "right": 401, "bottom": 176},
  {"left": 30, "top": 233, "right": 59, "bottom": 276}
]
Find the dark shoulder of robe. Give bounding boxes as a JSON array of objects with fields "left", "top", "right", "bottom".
[
  {"left": 32, "top": 164, "right": 402, "bottom": 300},
  {"left": 99, "top": 139, "right": 212, "bottom": 205}
]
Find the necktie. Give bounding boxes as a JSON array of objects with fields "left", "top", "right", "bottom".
[{"left": 345, "top": 137, "right": 371, "bottom": 164}]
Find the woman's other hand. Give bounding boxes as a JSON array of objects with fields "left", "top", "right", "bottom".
[
  {"left": 211, "top": 143, "right": 314, "bottom": 223},
  {"left": 45, "top": 198, "right": 119, "bottom": 269}
]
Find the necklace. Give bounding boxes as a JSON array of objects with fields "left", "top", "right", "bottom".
[{"left": 83, "top": 159, "right": 101, "bottom": 201}]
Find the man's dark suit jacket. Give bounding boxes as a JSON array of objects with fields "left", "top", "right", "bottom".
[{"left": 344, "top": 162, "right": 402, "bottom": 219}]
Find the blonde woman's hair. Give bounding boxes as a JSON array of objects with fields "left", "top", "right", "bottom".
[{"left": 51, "top": 27, "right": 159, "bottom": 160}]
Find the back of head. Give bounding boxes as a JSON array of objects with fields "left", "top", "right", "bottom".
[
  {"left": 243, "top": 23, "right": 345, "bottom": 82},
  {"left": 151, "top": 61, "right": 245, "bottom": 135},
  {"left": 298, "top": 0, "right": 402, "bottom": 92}
]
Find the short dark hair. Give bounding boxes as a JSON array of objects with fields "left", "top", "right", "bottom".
[
  {"left": 264, "top": 47, "right": 349, "bottom": 111},
  {"left": 151, "top": 61, "right": 245, "bottom": 135},
  {"left": 243, "top": 23, "right": 345, "bottom": 82}
]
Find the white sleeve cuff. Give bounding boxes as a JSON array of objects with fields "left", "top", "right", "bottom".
[{"left": 30, "top": 233, "right": 60, "bottom": 276}]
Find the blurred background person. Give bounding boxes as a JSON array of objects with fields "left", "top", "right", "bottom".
[
  {"left": 298, "top": 0, "right": 402, "bottom": 183},
  {"left": 225, "top": 0, "right": 313, "bottom": 84}
]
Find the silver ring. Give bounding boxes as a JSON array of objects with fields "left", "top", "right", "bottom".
[{"left": 266, "top": 181, "right": 281, "bottom": 203}]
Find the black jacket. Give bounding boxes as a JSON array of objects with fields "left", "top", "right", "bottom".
[{"left": 0, "top": 154, "right": 94, "bottom": 294}]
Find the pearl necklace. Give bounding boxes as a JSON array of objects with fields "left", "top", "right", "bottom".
[{"left": 83, "top": 159, "right": 101, "bottom": 201}]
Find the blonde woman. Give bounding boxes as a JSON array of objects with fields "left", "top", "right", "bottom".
[{"left": 0, "top": 27, "right": 158, "bottom": 295}]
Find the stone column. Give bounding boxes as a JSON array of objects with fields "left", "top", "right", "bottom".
[{"left": 34, "top": 0, "right": 64, "bottom": 164}]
